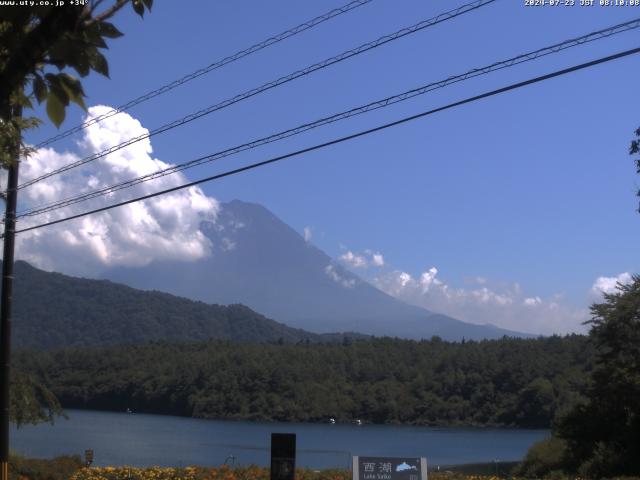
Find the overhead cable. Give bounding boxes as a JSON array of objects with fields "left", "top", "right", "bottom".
[
  {"left": 34, "top": 0, "right": 376, "bottom": 148},
  {"left": 10, "top": 45, "right": 640, "bottom": 237},
  {"left": 17, "top": 0, "right": 497, "bottom": 191},
  {"left": 16, "top": 17, "right": 640, "bottom": 220}
]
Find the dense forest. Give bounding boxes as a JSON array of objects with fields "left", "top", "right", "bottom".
[
  {"left": 16, "top": 335, "right": 592, "bottom": 428},
  {"left": 7, "top": 261, "right": 361, "bottom": 348}
]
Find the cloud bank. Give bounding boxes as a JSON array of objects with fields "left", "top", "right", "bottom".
[
  {"left": 369, "top": 267, "right": 636, "bottom": 335},
  {"left": 5, "top": 106, "right": 219, "bottom": 275},
  {"left": 372, "top": 267, "right": 590, "bottom": 335}
]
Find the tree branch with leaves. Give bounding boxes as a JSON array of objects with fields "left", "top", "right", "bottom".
[
  {"left": 630, "top": 126, "right": 640, "bottom": 213},
  {"left": 0, "top": 0, "right": 152, "bottom": 166},
  {"left": 0, "top": 0, "right": 151, "bottom": 427}
]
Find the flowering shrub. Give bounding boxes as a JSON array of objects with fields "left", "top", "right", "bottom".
[
  {"left": 70, "top": 465, "right": 350, "bottom": 480},
  {"left": 60, "top": 464, "right": 640, "bottom": 480}
]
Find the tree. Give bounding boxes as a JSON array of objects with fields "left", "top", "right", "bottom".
[
  {"left": 631, "top": 126, "right": 640, "bottom": 212},
  {"left": 10, "top": 371, "right": 63, "bottom": 426},
  {"left": 0, "top": 0, "right": 153, "bottom": 165},
  {"left": 555, "top": 276, "right": 640, "bottom": 477},
  {"left": 515, "top": 377, "right": 555, "bottom": 428},
  {"left": 514, "top": 436, "right": 568, "bottom": 479},
  {"left": 0, "top": 0, "right": 151, "bottom": 432}
]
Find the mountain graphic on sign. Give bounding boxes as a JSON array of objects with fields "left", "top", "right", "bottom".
[{"left": 396, "top": 463, "right": 417, "bottom": 472}]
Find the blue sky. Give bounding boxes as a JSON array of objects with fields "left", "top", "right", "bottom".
[{"left": 19, "top": 0, "right": 640, "bottom": 333}]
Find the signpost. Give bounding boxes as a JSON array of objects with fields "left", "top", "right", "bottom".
[
  {"left": 353, "top": 457, "right": 427, "bottom": 480},
  {"left": 84, "top": 449, "right": 94, "bottom": 467}
]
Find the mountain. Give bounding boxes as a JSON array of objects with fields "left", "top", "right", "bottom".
[
  {"left": 104, "top": 200, "right": 529, "bottom": 341},
  {"left": 6, "top": 261, "right": 351, "bottom": 350}
]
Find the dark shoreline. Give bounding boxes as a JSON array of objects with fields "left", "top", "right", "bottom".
[{"left": 57, "top": 406, "right": 552, "bottom": 432}]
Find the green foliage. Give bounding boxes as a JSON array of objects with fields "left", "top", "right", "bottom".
[
  {"left": 15, "top": 335, "right": 593, "bottom": 428},
  {"left": 631, "top": 126, "right": 640, "bottom": 212},
  {"left": 0, "top": 1, "right": 151, "bottom": 165},
  {"left": 513, "top": 436, "right": 568, "bottom": 478},
  {"left": 515, "top": 378, "right": 555, "bottom": 427},
  {"left": 0, "top": 0, "right": 153, "bottom": 435},
  {"left": 555, "top": 276, "right": 640, "bottom": 477},
  {"left": 10, "top": 262, "right": 593, "bottom": 429},
  {"left": 8, "top": 263, "right": 594, "bottom": 432},
  {"left": 8, "top": 261, "right": 339, "bottom": 349},
  {"left": 9, "top": 454, "right": 83, "bottom": 480},
  {"left": 10, "top": 370, "right": 64, "bottom": 427}
]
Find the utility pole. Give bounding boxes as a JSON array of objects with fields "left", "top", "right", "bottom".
[{"left": 0, "top": 104, "right": 21, "bottom": 480}]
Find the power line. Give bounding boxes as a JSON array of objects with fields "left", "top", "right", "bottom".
[
  {"left": 15, "top": 17, "right": 640, "bottom": 220},
  {"left": 34, "top": 0, "right": 375, "bottom": 149},
  {"left": 10, "top": 45, "right": 640, "bottom": 237},
  {"left": 16, "top": 0, "right": 497, "bottom": 191}
]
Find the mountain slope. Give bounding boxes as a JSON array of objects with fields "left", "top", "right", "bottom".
[
  {"left": 105, "top": 200, "right": 529, "bottom": 340},
  {"left": 6, "top": 261, "right": 338, "bottom": 349}
]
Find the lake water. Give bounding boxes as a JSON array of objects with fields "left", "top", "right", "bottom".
[{"left": 11, "top": 409, "right": 548, "bottom": 469}]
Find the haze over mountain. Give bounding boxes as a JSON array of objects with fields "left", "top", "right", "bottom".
[
  {"left": 104, "top": 200, "right": 529, "bottom": 340},
  {"left": 6, "top": 260, "right": 353, "bottom": 350}
]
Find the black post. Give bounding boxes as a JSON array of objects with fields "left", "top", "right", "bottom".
[
  {"left": 270, "top": 433, "right": 296, "bottom": 480},
  {"left": 0, "top": 104, "right": 21, "bottom": 480}
]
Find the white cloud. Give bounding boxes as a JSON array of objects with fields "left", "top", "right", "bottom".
[
  {"left": 399, "top": 272, "right": 412, "bottom": 287},
  {"left": 338, "top": 249, "right": 385, "bottom": 269},
  {"left": 325, "top": 264, "right": 356, "bottom": 288},
  {"left": 523, "top": 296, "right": 542, "bottom": 306},
  {"left": 339, "top": 250, "right": 367, "bottom": 268},
  {"left": 371, "top": 253, "right": 384, "bottom": 267},
  {"left": 221, "top": 237, "right": 236, "bottom": 251},
  {"left": 590, "top": 272, "right": 632, "bottom": 297},
  {"left": 464, "top": 276, "right": 488, "bottom": 285},
  {"left": 363, "top": 249, "right": 384, "bottom": 266},
  {"left": 372, "top": 267, "right": 589, "bottom": 335},
  {"left": 303, "top": 226, "right": 312, "bottom": 242},
  {"left": 471, "top": 287, "right": 513, "bottom": 306},
  {"left": 5, "top": 105, "right": 219, "bottom": 276},
  {"left": 419, "top": 267, "right": 441, "bottom": 293}
]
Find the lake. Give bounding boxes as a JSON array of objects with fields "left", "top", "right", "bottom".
[{"left": 11, "top": 409, "right": 548, "bottom": 469}]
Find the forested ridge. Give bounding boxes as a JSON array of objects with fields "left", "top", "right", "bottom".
[
  {"left": 16, "top": 335, "right": 592, "bottom": 428},
  {"left": 7, "top": 261, "right": 361, "bottom": 348}
]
